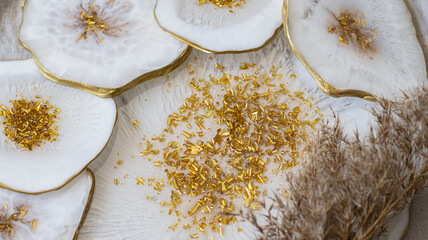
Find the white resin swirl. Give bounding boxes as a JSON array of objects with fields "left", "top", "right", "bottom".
[{"left": 0, "top": 60, "right": 116, "bottom": 193}]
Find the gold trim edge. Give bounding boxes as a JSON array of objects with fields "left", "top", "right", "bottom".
[
  {"left": 399, "top": 211, "right": 409, "bottom": 240},
  {"left": 153, "top": 0, "right": 283, "bottom": 55},
  {"left": 18, "top": 0, "right": 192, "bottom": 98},
  {"left": 0, "top": 57, "right": 32, "bottom": 62},
  {"left": 0, "top": 100, "right": 118, "bottom": 195},
  {"left": 73, "top": 168, "right": 96, "bottom": 240}
]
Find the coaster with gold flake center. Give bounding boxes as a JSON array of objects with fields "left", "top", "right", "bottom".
[
  {"left": 0, "top": 59, "right": 116, "bottom": 194},
  {"left": 154, "top": 0, "right": 283, "bottom": 53},
  {"left": 0, "top": 169, "right": 94, "bottom": 240},
  {"left": 19, "top": 0, "right": 190, "bottom": 98},
  {"left": 284, "top": 0, "right": 427, "bottom": 100}
]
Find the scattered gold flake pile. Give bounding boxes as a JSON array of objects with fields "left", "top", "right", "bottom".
[
  {"left": 328, "top": 9, "right": 376, "bottom": 52},
  {"left": 0, "top": 205, "right": 37, "bottom": 239},
  {"left": 137, "top": 63, "right": 321, "bottom": 237},
  {"left": 0, "top": 97, "right": 59, "bottom": 151},
  {"left": 198, "top": 0, "right": 246, "bottom": 8},
  {"left": 76, "top": 2, "right": 128, "bottom": 43}
]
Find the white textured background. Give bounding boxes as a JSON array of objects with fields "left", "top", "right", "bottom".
[{"left": 1, "top": 0, "right": 427, "bottom": 239}]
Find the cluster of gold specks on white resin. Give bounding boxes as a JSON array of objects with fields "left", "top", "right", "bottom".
[
  {"left": 65, "top": 1, "right": 129, "bottom": 44},
  {"left": 198, "top": 0, "right": 246, "bottom": 13},
  {"left": 0, "top": 96, "right": 60, "bottom": 151},
  {"left": 198, "top": 0, "right": 246, "bottom": 8},
  {"left": 328, "top": 9, "right": 377, "bottom": 55},
  {"left": 0, "top": 205, "right": 37, "bottom": 239}
]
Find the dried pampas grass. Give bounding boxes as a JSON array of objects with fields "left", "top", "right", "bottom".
[{"left": 241, "top": 86, "right": 428, "bottom": 240}]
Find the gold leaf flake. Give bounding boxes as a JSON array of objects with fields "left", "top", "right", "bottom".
[{"left": 132, "top": 120, "right": 139, "bottom": 129}]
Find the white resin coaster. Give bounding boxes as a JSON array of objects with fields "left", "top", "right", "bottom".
[
  {"left": 0, "top": 59, "right": 116, "bottom": 193},
  {"left": 284, "top": 0, "right": 427, "bottom": 100},
  {"left": 155, "top": 0, "right": 283, "bottom": 53},
  {"left": 19, "top": 0, "right": 190, "bottom": 97},
  {"left": 0, "top": 169, "right": 94, "bottom": 240}
]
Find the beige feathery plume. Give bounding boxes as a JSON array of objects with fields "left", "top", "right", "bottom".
[{"left": 241, "top": 86, "right": 428, "bottom": 240}]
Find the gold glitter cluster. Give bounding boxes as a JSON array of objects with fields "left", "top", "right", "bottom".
[
  {"left": 198, "top": 0, "right": 246, "bottom": 8},
  {"left": 0, "top": 205, "right": 37, "bottom": 239},
  {"left": 76, "top": 3, "right": 127, "bottom": 43},
  {"left": 328, "top": 10, "right": 376, "bottom": 52},
  {"left": 138, "top": 63, "right": 320, "bottom": 237},
  {"left": 0, "top": 98, "right": 59, "bottom": 151}
]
